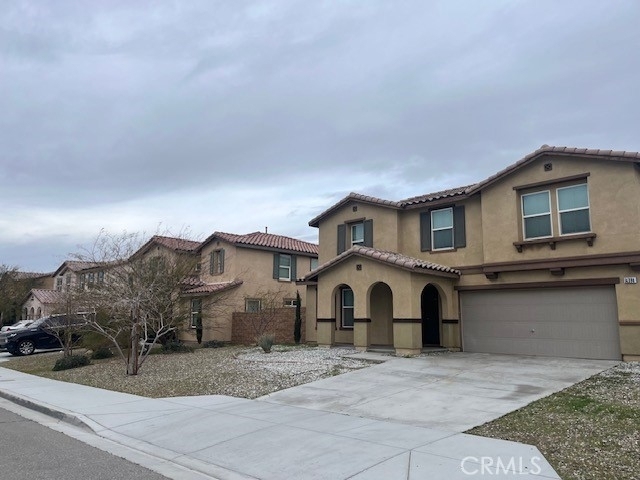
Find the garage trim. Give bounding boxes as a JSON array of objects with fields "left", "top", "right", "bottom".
[{"left": 455, "top": 277, "right": 620, "bottom": 291}]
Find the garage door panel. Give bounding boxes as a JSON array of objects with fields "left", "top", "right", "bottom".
[{"left": 461, "top": 287, "right": 621, "bottom": 360}]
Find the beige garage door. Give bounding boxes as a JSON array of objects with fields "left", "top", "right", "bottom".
[{"left": 460, "top": 287, "right": 621, "bottom": 360}]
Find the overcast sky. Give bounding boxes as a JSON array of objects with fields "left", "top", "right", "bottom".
[{"left": 2, "top": 1, "right": 639, "bottom": 272}]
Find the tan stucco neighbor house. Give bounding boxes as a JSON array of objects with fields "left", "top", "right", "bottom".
[
  {"left": 180, "top": 231, "right": 319, "bottom": 344},
  {"left": 301, "top": 146, "right": 640, "bottom": 361}
]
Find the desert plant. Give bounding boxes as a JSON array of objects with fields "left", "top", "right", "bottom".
[
  {"left": 161, "top": 341, "right": 194, "bottom": 354},
  {"left": 53, "top": 354, "right": 91, "bottom": 371},
  {"left": 202, "top": 340, "right": 225, "bottom": 348},
  {"left": 294, "top": 291, "right": 302, "bottom": 344},
  {"left": 90, "top": 346, "right": 114, "bottom": 359},
  {"left": 257, "top": 333, "right": 275, "bottom": 353}
]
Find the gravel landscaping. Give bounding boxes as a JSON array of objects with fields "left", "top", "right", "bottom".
[
  {"left": 1, "top": 345, "right": 375, "bottom": 398},
  {"left": 468, "top": 362, "right": 640, "bottom": 480}
]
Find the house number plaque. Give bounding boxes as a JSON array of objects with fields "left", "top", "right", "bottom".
[{"left": 623, "top": 277, "right": 637, "bottom": 284}]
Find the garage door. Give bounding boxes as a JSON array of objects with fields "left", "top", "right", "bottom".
[{"left": 460, "top": 287, "right": 621, "bottom": 360}]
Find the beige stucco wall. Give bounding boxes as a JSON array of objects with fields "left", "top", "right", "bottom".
[
  {"left": 399, "top": 195, "right": 485, "bottom": 268},
  {"left": 317, "top": 202, "right": 400, "bottom": 264},
  {"left": 182, "top": 239, "right": 315, "bottom": 343},
  {"left": 481, "top": 157, "right": 640, "bottom": 264}
]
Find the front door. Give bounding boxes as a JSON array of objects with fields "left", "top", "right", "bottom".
[{"left": 421, "top": 285, "right": 440, "bottom": 346}]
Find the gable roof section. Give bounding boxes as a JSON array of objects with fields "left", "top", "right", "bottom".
[
  {"left": 133, "top": 235, "right": 201, "bottom": 259},
  {"left": 182, "top": 279, "right": 243, "bottom": 295},
  {"left": 53, "top": 260, "right": 105, "bottom": 277},
  {"left": 199, "top": 231, "right": 318, "bottom": 256},
  {"left": 309, "top": 193, "right": 402, "bottom": 227},
  {"left": 29, "top": 289, "right": 63, "bottom": 305},
  {"left": 301, "top": 246, "right": 460, "bottom": 282},
  {"left": 308, "top": 145, "right": 640, "bottom": 220}
]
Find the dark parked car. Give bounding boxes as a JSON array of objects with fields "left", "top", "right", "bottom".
[{"left": 0, "top": 315, "right": 85, "bottom": 356}]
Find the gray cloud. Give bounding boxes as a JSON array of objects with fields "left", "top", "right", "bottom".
[{"left": 1, "top": 0, "right": 639, "bottom": 270}]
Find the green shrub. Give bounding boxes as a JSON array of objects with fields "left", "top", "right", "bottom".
[
  {"left": 257, "top": 334, "right": 275, "bottom": 353},
  {"left": 161, "top": 341, "right": 194, "bottom": 354},
  {"left": 53, "top": 354, "right": 91, "bottom": 371},
  {"left": 202, "top": 340, "right": 225, "bottom": 349},
  {"left": 91, "top": 346, "right": 114, "bottom": 359}
]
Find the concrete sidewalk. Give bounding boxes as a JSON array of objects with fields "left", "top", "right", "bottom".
[{"left": 0, "top": 366, "right": 560, "bottom": 479}]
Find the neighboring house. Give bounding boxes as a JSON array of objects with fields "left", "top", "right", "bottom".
[
  {"left": 52, "top": 261, "right": 108, "bottom": 292},
  {"left": 301, "top": 146, "right": 640, "bottom": 361},
  {"left": 21, "top": 289, "right": 64, "bottom": 320},
  {"left": 180, "top": 231, "right": 318, "bottom": 343}
]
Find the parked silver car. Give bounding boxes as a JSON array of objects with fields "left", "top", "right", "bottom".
[{"left": 0, "top": 320, "right": 33, "bottom": 332}]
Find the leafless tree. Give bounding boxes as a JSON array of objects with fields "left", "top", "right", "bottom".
[
  {"left": 0, "top": 265, "right": 39, "bottom": 326},
  {"left": 74, "top": 230, "right": 200, "bottom": 375},
  {"left": 237, "top": 288, "right": 289, "bottom": 342},
  {"left": 45, "top": 289, "right": 90, "bottom": 357}
]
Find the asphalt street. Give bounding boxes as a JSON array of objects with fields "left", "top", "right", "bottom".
[{"left": 0, "top": 406, "right": 169, "bottom": 480}]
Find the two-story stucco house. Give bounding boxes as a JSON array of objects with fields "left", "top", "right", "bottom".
[
  {"left": 180, "top": 231, "right": 319, "bottom": 343},
  {"left": 301, "top": 146, "right": 640, "bottom": 361}
]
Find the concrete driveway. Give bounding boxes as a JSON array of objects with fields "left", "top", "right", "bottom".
[{"left": 260, "top": 352, "right": 618, "bottom": 432}]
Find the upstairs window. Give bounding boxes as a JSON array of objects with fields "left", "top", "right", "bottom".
[
  {"left": 351, "top": 223, "right": 364, "bottom": 246},
  {"left": 522, "top": 191, "right": 552, "bottom": 239},
  {"left": 273, "top": 253, "right": 297, "bottom": 281},
  {"left": 431, "top": 207, "right": 454, "bottom": 250},
  {"left": 209, "top": 249, "right": 225, "bottom": 275},
  {"left": 278, "top": 254, "right": 291, "bottom": 280},
  {"left": 97, "top": 271, "right": 104, "bottom": 284},
  {"left": 557, "top": 184, "right": 591, "bottom": 235},
  {"left": 56, "top": 277, "right": 63, "bottom": 291}
]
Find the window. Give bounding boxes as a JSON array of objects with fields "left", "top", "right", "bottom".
[
  {"left": 351, "top": 223, "right": 364, "bottom": 246},
  {"left": 209, "top": 249, "right": 224, "bottom": 275},
  {"left": 557, "top": 184, "right": 591, "bottom": 235},
  {"left": 310, "top": 258, "right": 318, "bottom": 271},
  {"left": 245, "top": 299, "right": 261, "bottom": 312},
  {"left": 190, "top": 299, "right": 202, "bottom": 328},
  {"left": 97, "top": 271, "right": 104, "bottom": 284},
  {"left": 341, "top": 288, "right": 354, "bottom": 328},
  {"left": 522, "top": 191, "right": 552, "bottom": 239},
  {"left": 278, "top": 254, "right": 292, "bottom": 280},
  {"left": 66, "top": 275, "right": 72, "bottom": 290},
  {"left": 431, "top": 208, "right": 454, "bottom": 250},
  {"left": 79, "top": 273, "right": 86, "bottom": 289},
  {"left": 88, "top": 272, "right": 95, "bottom": 284},
  {"left": 56, "top": 277, "right": 63, "bottom": 291},
  {"left": 283, "top": 298, "right": 296, "bottom": 307}
]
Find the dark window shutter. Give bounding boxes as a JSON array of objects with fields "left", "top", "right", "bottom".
[
  {"left": 363, "top": 219, "right": 373, "bottom": 247},
  {"left": 291, "top": 255, "right": 297, "bottom": 281},
  {"left": 209, "top": 251, "right": 215, "bottom": 275},
  {"left": 454, "top": 205, "right": 466, "bottom": 248},
  {"left": 337, "top": 224, "right": 346, "bottom": 254},
  {"left": 273, "top": 253, "right": 280, "bottom": 279},
  {"left": 219, "top": 249, "right": 225, "bottom": 273},
  {"left": 420, "top": 211, "right": 432, "bottom": 251}
]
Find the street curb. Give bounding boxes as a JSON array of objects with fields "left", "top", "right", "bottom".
[{"left": 0, "top": 388, "right": 94, "bottom": 433}]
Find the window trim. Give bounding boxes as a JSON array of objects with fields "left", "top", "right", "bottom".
[
  {"left": 210, "top": 249, "right": 224, "bottom": 275},
  {"left": 283, "top": 298, "right": 296, "bottom": 307},
  {"left": 431, "top": 207, "right": 454, "bottom": 251},
  {"left": 278, "top": 254, "right": 292, "bottom": 281},
  {"left": 341, "top": 288, "right": 354, "bottom": 329},
  {"left": 521, "top": 190, "right": 553, "bottom": 240},
  {"left": 351, "top": 222, "right": 365, "bottom": 246},
  {"left": 245, "top": 298, "right": 262, "bottom": 313},
  {"left": 556, "top": 183, "right": 591, "bottom": 236}
]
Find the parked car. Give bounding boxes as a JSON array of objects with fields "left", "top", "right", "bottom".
[
  {"left": 0, "top": 315, "right": 86, "bottom": 356},
  {"left": 0, "top": 320, "right": 33, "bottom": 332}
]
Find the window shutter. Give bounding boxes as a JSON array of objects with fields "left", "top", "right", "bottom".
[
  {"left": 219, "top": 249, "right": 225, "bottom": 273},
  {"left": 291, "top": 255, "right": 297, "bottom": 281},
  {"left": 273, "top": 253, "right": 280, "bottom": 279},
  {"left": 453, "top": 205, "right": 466, "bottom": 248},
  {"left": 209, "top": 251, "right": 215, "bottom": 275},
  {"left": 420, "top": 211, "right": 432, "bottom": 251},
  {"left": 363, "top": 219, "right": 373, "bottom": 247},
  {"left": 337, "top": 224, "right": 346, "bottom": 254}
]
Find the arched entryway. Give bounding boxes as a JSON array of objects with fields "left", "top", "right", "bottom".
[
  {"left": 369, "top": 282, "right": 393, "bottom": 346},
  {"left": 421, "top": 284, "right": 441, "bottom": 346}
]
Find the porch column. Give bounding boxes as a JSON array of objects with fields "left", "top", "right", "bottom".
[
  {"left": 316, "top": 318, "right": 335, "bottom": 347},
  {"left": 393, "top": 319, "right": 422, "bottom": 356},
  {"left": 353, "top": 319, "right": 371, "bottom": 351}
]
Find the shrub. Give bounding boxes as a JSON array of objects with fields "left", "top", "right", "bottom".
[
  {"left": 202, "top": 340, "right": 225, "bottom": 349},
  {"left": 91, "top": 346, "right": 114, "bottom": 360},
  {"left": 257, "top": 334, "right": 275, "bottom": 353},
  {"left": 53, "top": 354, "right": 91, "bottom": 371},
  {"left": 161, "top": 341, "right": 194, "bottom": 354}
]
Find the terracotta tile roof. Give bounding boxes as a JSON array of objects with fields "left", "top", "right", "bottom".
[
  {"left": 183, "top": 279, "right": 243, "bottom": 295},
  {"left": 151, "top": 235, "right": 201, "bottom": 252},
  {"left": 302, "top": 246, "right": 460, "bottom": 281},
  {"left": 201, "top": 231, "right": 318, "bottom": 255},
  {"left": 14, "top": 271, "right": 53, "bottom": 280},
  {"left": 400, "top": 185, "right": 476, "bottom": 207},
  {"left": 467, "top": 144, "right": 640, "bottom": 194},
  {"left": 53, "top": 260, "right": 105, "bottom": 277},
  {"left": 30, "top": 289, "right": 64, "bottom": 304},
  {"left": 309, "top": 193, "right": 402, "bottom": 227},
  {"left": 309, "top": 145, "right": 640, "bottom": 221}
]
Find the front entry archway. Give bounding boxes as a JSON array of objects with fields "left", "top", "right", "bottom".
[
  {"left": 421, "top": 284, "right": 441, "bottom": 346},
  {"left": 369, "top": 282, "right": 393, "bottom": 346}
]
